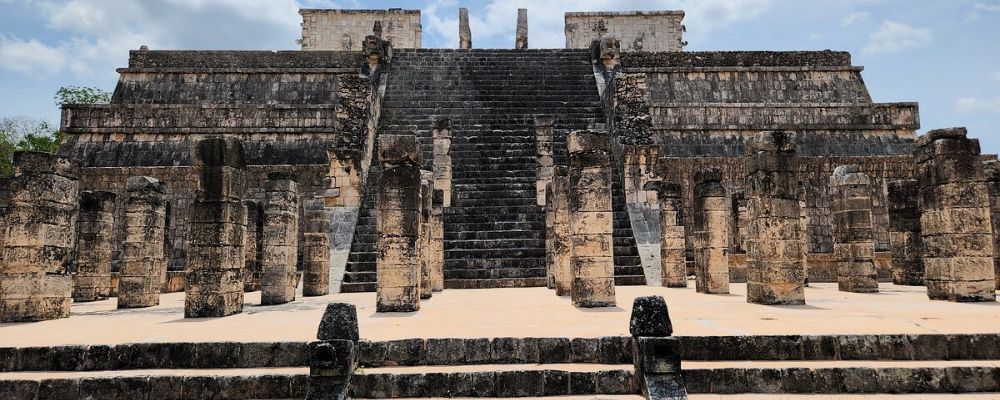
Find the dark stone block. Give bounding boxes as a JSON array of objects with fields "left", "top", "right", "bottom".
[
  {"left": 836, "top": 335, "right": 879, "bottom": 360},
  {"left": 876, "top": 334, "right": 915, "bottom": 360},
  {"left": 634, "top": 337, "right": 681, "bottom": 374},
  {"left": 569, "top": 371, "right": 596, "bottom": 395},
  {"left": 537, "top": 337, "right": 570, "bottom": 363},
  {"left": 801, "top": 335, "right": 838, "bottom": 360},
  {"left": 316, "top": 303, "right": 359, "bottom": 341},
  {"left": 629, "top": 296, "right": 672, "bottom": 337},
  {"left": 309, "top": 340, "right": 355, "bottom": 377},
  {"left": 495, "top": 371, "right": 543, "bottom": 397},
  {"left": 0, "top": 380, "right": 39, "bottom": 400},
  {"left": 596, "top": 369, "right": 636, "bottom": 394},
  {"left": 384, "top": 339, "right": 425, "bottom": 366},
  {"left": 464, "top": 338, "right": 491, "bottom": 364},
  {"left": 79, "top": 377, "right": 149, "bottom": 400},
  {"left": 839, "top": 367, "right": 878, "bottom": 393},
  {"left": 681, "top": 369, "right": 710, "bottom": 393},
  {"left": 37, "top": 379, "right": 80, "bottom": 400},
  {"left": 597, "top": 336, "right": 630, "bottom": 364},
  {"left": 909, "top": 334, "right": 948, "bottom": 360},
  {"left": 570, "top": 338, "right": 600, "bottom": 363},
  {"left": 781, "top": 367, "right": 815, "bottom": 393},
  {"left": 426, "top": 338, "right": 465, "bottom": 365},
  {"left": 356, "top": 340, "right": 387, "bottom": 367},
  {"left": 146, "top": 376, "right": 187, "bottom": 400},
  {"left": 81, "top": 345, "right": 114, "bottom": 371},
  {"left": 193, "top": 136, "right": 247, "bottom": 168},
  {"left": 542, "top": 370, "right": 570, "bottom": 396},
  {"left": 192, "top": 341, "right": 241, "bottom": 368}
]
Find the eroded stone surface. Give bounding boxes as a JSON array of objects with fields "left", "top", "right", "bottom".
[
  {"left": 888, "top": 179, "right": 924, "bottom": 286},
  {"left": 830, "top": 165, "right": 878, "bottom": 293},
  {"left": 261, "top": 173, "right": 300, "bottom": 305},
  {"left": 376, "top": 135, "right": 421, "bottom": 312},
  {"left": 656, "top": 182, "right": 687, "bottom": 288},
  {"left": 118, "top": 177, "right": 168, "bottom": 309},
  {"left": 693, "top": 169, "right": 730, "bottom": 294},
  {"left": 568, "top": 130, "right": 616, "bottom": 308},
  {"left": 73, "top": 191, "right": 117, "bottom": 302}
]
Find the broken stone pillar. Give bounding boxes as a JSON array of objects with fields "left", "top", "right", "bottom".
[
  {"left": 515, "top": 8, "right": 528, "bottom": 49},
  {"left": 535, "top": 115, "right": 554, "bottom": 206},
  {"left": 118, "top": 177, "right": 168, "bottom": 309},
  {"left": 916, "top": 128, "right": 996, "bottom": 302},
  {"left": 432, "top": 118, "right": 452, "bottom": 208},
  {"left": 307, "top": 303, "right": 359, "bottom": 400},
  {"left": 546, "top": 181, "right": 556, "bottom": 289},
  {"left": 303, "top": 198, "right": 332, "bottom": 297},
  {"left": 568, "top": 130, "right": 616, "bottom": 307},
  {"left": 73, "top": 191, "right": 117, "bottom": 302},
  {"left": 630, "top": 296, "right": 688, "bottom": 399},
  {"left": 376, "top": 134, "right": 422, "bottom": 312},
  {"left": 242, "top": 200, "right": 264, "bottom": 292},
  {"left": 261, "top": 172, "right": 300, "bottom": 305},
  {"left": 418, "top": 172, "right": 433, "bottom": 300},
  {"left": 658, "top": 182, "right": 687, "bottom": 288},
  {"left": 693, "top": 169, "right": 730, "bottom": 294},
  {"left": 459, "top": 7, "right": 471, "bottom": 49},
  {"left": 0, "top": 152, "right": 79, "bottom": 322},
  {"left": 550, "top": 166, "right": 572, "bottom": 296},
  {"left": 430, "top": 189, "right": 445, "bottom": 292},
  {"left": 888, "top": 179, "right": 924, "bottom": 286},
  {"left": 830, "top": 165, "right": 879, "bottom": 293},
  {"left": 185, "top": 137, "right": 247, "bottom": 318},
  {"left": 744, "top": 131, "right": 805, "bottom": 305},
  {"left": 984, "top": 160, "right": 1000, "bottom": 290}
]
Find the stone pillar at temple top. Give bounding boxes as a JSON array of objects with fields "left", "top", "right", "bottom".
[
  {"left": 459, "top": 7, "right": 472, "bottom": 49},
  {"left": 515, "top": 8, "right": 528, "bottom": 49}
]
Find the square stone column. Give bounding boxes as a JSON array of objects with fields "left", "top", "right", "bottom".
[
  {"left": 118, "top": 177, "right": 168, "bottom": 308},
  {"left": 657, "top": 182, "right": 687, "bottom": 288},
  {"left": 430, "top": 189, "right": 445, "bottom": 292},
  {"left": 432, "top": 118, "right": 452, "bottom": 208},
  {"left": 552, "top": 166, "right": 572, "bottom": 296},
  {"left": 916, "top": 128, "right": 996, "bottom": 302},
  {"left": 983, "top": 160, "right": 1000, "bottom": 290},
  {"left": 744, "top": 131, "right": 805, "bottom": 305},
  {"left": 568, "top": 130, "right": 616, "bottom": 308},
  {"left": 535, "top": 115, "right": 555, "bottom": 206},
  {"left": 261, "top": 172, "right": 300, "bottom": 305},
  {"left": 376, "top": 134, "right": 422, "bottom": 312},
  {"left": 185, "top": 137, "right": 247, "bottom": 318},
  {"left": 242, "top": 200, "right": 264, "bottom": 292},
  {"left": 830, "top": 165, "right": 879, "bottom": 293},
  {"left": 0, "top": 152, "right": 79, "bottom": 322},
  {"left": 459, "top": 7, "right": 472, "bottom": 49},
  {"left": 303, "top": 198, "right": 332, "bottom": 297},
  {"left": 693, "top": 168, "right": 730, "bottom": 294},
  {"left": 887, "top": 179, "right": 924, "bottom": 286},
  {"left": 515, "top": 8, "right": 528, "bottom": 49},
  {"left": 74, "top": 191, "right": 117, "bottom": 302},
  {"left": 419, "top": 172, "right": 433, "bottom": 300}
]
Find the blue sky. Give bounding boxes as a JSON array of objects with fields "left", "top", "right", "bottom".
[{"left": 1, "top": 0, "right": 999, "bottom": 152}]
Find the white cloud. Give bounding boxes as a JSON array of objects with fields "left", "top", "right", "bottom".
[
  {"left": 862, "top": 21, "right": 931, "bottom": 55},
  {"left": 0, "top": 35, "right": 65, "bottom": 75},
  {"left": 841, "top": 11, "right": 870, "bottom": 27},
  {"left": 956, "top": 97, "right": 1000, "bottom": 114},
  {"left": 423, "top": 0, "right": 774, "bottom": 49}
]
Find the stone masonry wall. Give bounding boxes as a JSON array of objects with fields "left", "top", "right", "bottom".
[
  {"left": 565, "top": 11, "right": 685, "bottom": 52},
  {"left": 300, "top": 9, "right": 421, "bottom": 50}
]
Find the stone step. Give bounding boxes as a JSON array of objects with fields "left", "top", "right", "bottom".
[
  {"left": 444, "top": 277, "right": 549, "bottom": 289},
  {"left": 614, "top": 275, "right": 647, "bottom": 286},
  {"left": 444, "top": 239, "right": 546, "bottom": 251},
  {"left": 445, "top": 230, "right": 545, "bottom": 241},
  {"left": 340, "top": 281, "right": 377, "bottom": 293},
  {"left": 444, "top": 267, "right": 546, "bottom": 280},
  {"left": 443, "top": 257, "right": 546, "bottom": 270}
]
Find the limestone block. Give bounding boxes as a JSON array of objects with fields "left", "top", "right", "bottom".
[
  {"left": 743, "top": 131, "right": 805, "bottom": 305},
  {"left": 568, "top": 130, "right": 616, "bottom": 308},
  {"left": 693, "top": 169, "right": 730, "bottom": 294},
  {"left": 515, "top": 8, "right": 528, "bottom": 49},
  {"left": 459, "top": 8, "right": 472, "bottom": 49},
  {"left": 0, "top": 152, "right": 78, "bottom": 323},
  {"left": 830, "top": 165, "right": 878, "bottom": 293},
  {"left": 242, "top": 200, "right": 264, "bottom": 292},
  {"left": 551, "top": 166, "right": 573, "bottom": 296},
  {"left": 418, "top": 175, "right": 433, "bottom": 300},
  {"left": 984, "top": 160, "right": 1000, "bottom": 290},
  {"left": 430, "top": 189, "right": 445, "bottom": 292},
  {"left": 302, "top": 233, "right": 331, "bottom": 297},
  {"left": 261, "top": 174, "right": 299, "bottom": 305},
  {"left": 917, "top": 128, "right": 996, "bottom": 302},
  {"left": 73, "top": 191, "right": 117, "bottom": 302},
  {"left": 118, "top": 177, "right": 168, "bottom": 309},
  {"left": 376, "top": 135, "right": 421, "bottom": 313}
]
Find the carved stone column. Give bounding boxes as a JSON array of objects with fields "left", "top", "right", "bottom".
[
  {"left": 430, "top": 189, "right": 445, "bottom": 292},
  {"left": 888, "top": 179, "right": 924, "bottom": 285},
  {"left": 432, "top": 118, "right": 452, "bottom": 208},
  {"left": 658, "top": 182, "right": 687, "bottom": 288},
  {"left": 185, "top": 137, "right": 247, "bottom": 318},
  {"left": 118, "top": 177, "right": 168, "bottom": 308},
  {"left": 376, "top": 135, "right": 421, "bottom": 312},
  {"left": 74, "top": 191, "right": 116, "bottom": 302},
  {"left": 419, "top": 172, "right": 433, "bottom": 300},
  {"left": 303, "top": 198, "right": 331, "bottom": 297},
  {"left": 830, "top": 165, "right": 879, "bottom": 293},
  {"left": 568, "top": 130, "right": 616, "bottom": 307},
  {"left": 515, "top": 8, "right": 528, "bottom": 49},
  {"left": 242, "top": 200, "right": 264, "bottom": 292},
  {"left": 984, "top": 160, "right": 1000, "bottom": 290},
  {"left": 0, "top": 152, "right": 79, "bottom": 322},
  {"left": 261, "top": 172, "right": 300, "bottom": 305},
  {"left": 693, "top": 169, "right": 730, "bottom": 294},
  {"left": 744, "top": 131, "right": 805, "bottom": 305},
  {"left": 459, "top": 7, "right": 472, "bottom": 49},
  {"left": 551, "top": 166, "right": 572, "bottom": 296},
  {"left": 535, "top": 115, "right": 554, "bottom": 206},
  {"left": 917, "top": 128, "right": 996, "bottom": 301}
]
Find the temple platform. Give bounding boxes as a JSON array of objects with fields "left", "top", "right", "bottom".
[{"left": 1, "top": 282, "right": 997, "bottom": 347}]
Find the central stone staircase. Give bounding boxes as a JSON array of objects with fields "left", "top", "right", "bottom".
[{"left": 340, "top": 48, "right": 645, "bottom": 291}]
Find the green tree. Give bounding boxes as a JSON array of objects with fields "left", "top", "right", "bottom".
[
  {"left": 54, "top": 86, "right": 111, "bottom": 106},
  {"left": 0, "top": 116, "right": 59, "bottom": 177}
]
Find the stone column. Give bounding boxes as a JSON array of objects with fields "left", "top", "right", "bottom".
[
  {"left": 515, "top": 8, "right": 528, "bottom": 49},
  {"left": 658, "top": 182, "right": 687, "bottom": 288},
  {"left": 419, "top": 173, "right": 433, "bottom": 300},
  {"left": 0, "top": 152, "right": 78, "bottom": 322},
  {"left": 432, "top": 118, "right": 452, "bottom": 208},
  {"left": 546, "top": 181, "right": 556, "bottom": 289},
  {"left": 830, "top": 165, "right": 879, "bottom": 293},
  {"left": 185, "top": 137, "right": 247, "bottom": 318},
  {"left": 118, "top": 177, "right": 168, "bottom": 308},
  {"left": 744, "top": 131, "right": 805, "bottom": 305},
  {"left": 73, "top": 191, "right": 117, "bottom": 302},
  {"left": 888, "top": 179, "right": 924, "bottom": 286},
  {"left": 551, "top": 166, "right": 572, "bottom": 296},
  {"left": 568, "top": 130, "right": 616, "bottom": 307},
  {"left": 984, "top": 160, "right": 1000, "bottom": 290},
  {"left": 430, "top": 189, "right": 445, "bottom": 292},
  {"left": 693, "top": 169, "right": 730, "bottom": 294},
  {"left": 303, "top": 198, "right": 332, "bottom": 297},
  {"left": 916, "top": 128, "right": 996, "bottom": 302},
  {"left": 459, "top": 7, "right": 472, "bottom": 49},
  {"left": 261, "top": 172, "right": 300, "bottom": 305},
  {"left": 535, "top": 115, "right": 554, "bottom": 206},
  {"left": 242, "top": 200, "right": 264, "bottom": 292},
  {"left": 376, "top": 134, "right": 422, "bottom": 312}
]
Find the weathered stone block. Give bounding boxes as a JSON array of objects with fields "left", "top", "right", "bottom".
[{"left": 73, "top": 191, "right": 117, "bottom": 302}]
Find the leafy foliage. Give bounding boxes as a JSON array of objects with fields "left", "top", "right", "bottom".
[{"left": 54, "top": 86, "right": 111, "bottom": 106}]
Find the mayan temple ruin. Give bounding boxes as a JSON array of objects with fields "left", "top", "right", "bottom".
[{"left": 0, "top": 6, "right": 998, "bottom": 400}]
